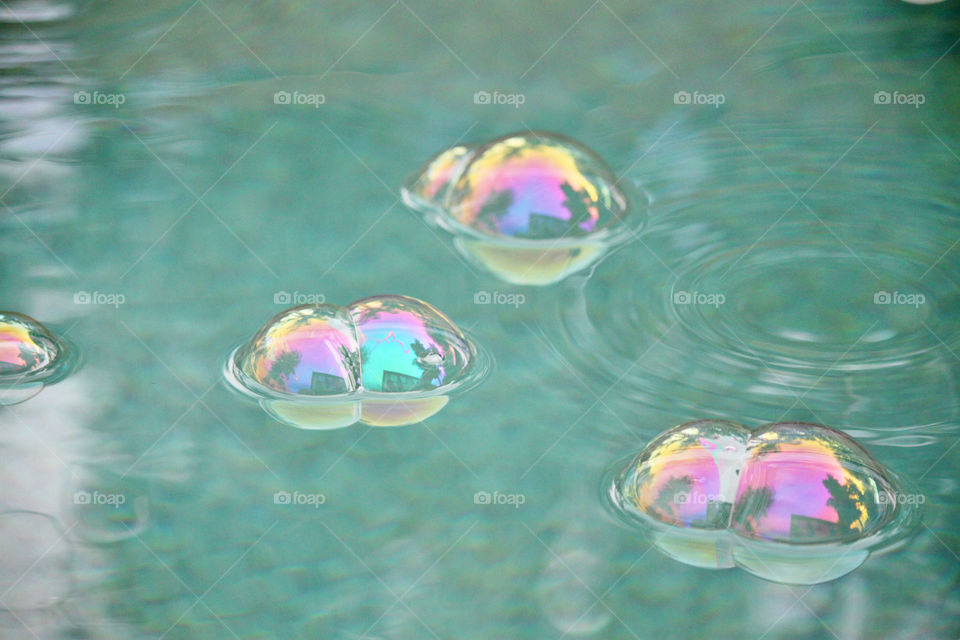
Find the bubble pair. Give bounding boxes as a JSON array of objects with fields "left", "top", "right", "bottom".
[
  {"left": 608, "top": 420, "right": 921, "bottom": 584},
  {"left": 224, "top": 295, "right": 489, "bottom": 429},
  {"left": 402, "top": 131, "right": 643, "bottom": 285}
]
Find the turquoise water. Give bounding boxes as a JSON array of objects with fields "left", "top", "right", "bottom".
[{"left": 1, "top": 1, "right": 959, "bottom": 638}]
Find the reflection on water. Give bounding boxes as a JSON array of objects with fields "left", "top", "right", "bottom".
[
  {"left": 0, "top": 0, "right": 958, "bottom": 638},
  {"left": 545, "top": 126, "right": 960, "bottom": 435}
]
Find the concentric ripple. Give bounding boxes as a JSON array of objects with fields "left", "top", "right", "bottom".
[{"left": 545, "top": 131, "right": 960, "bottom": 435}]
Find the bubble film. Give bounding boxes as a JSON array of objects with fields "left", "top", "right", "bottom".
[
  {"left": 442, "top": 133, "right": 628, "bottom": 239},
  {"left": 0, "top": 312, "right": 57, "bottom": 376},
  {"left": 349, "top": 295, "right": 470, "bottom": 393},
  {"left": 730, "top": 423, "right": 886, "bottom": 543},
  {"left": 239, "top": 305, "right": 361, "bottom": 396},
  {"left": 404, "top": 145, "right": 473, "bottom": 208},
  {"left": 611, "top": 420, "right": 921, "bottom": 584},
  {"left": 0, "top": 311, "right": 71, "bottom": 405},
  {"left": 226, "top": 296, "right": 486, "bottom": 429},
  {"left": 402, "top": 132, "right": 641, "bottom": 285},
  {"left": 624, "top": 420, "right": 751, "bottom": 531}
]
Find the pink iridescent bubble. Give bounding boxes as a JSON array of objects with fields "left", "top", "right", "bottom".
[
  {"left": 611, "top": 420, "right": 921, "bottom": 584},
  {"left": 0, "top": 311, "right": 73, "bottom": 405},
  {"left": 402, "top": 132, "right": 643, "bottom": 285},
  {"left": 226, "top": 297, "right": 487, "bottom": 430}
]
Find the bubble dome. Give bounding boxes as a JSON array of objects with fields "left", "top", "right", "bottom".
[
  {"left": 225, "top": 295, "right": 488, "bottom": 429},
  {"left": 608, "top": 420, "right": 922, "bottom": 584},
  {"left": 402, "top": 132, "right": 643, "bottom": 286},
  {"left": 0, "top": 311, "right": 74, "bottom": 405}
]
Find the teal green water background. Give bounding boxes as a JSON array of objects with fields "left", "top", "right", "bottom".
[{"left": 0, "top": 1, "right": 958, "bottom": 638}]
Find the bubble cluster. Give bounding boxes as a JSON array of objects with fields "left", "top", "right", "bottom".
[
  {"left": 402, "top": 132, "right": 642, "bottom": 285},
  {"left": 0, "top": 311, "right": 73, "bottom": 405},
  {"left": 225, "top": 295, "right": 488, "bottom": 429},
  {"left": 609, "top": 420, "right": 921, "bottom": 584}
]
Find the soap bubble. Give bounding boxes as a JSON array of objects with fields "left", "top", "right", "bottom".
[
  {"left": 0, "top": 311, "right": 74, "bottom": 405},
  {"left": 620, "top": 420, "right": 750, "bottom": 533},
  {"left": 405, "top": 144, "right": 472, "bottom": 205},
  {"left": 238, "top": 304, "right": 361, "bottom": 396},
  {"left": 402, "top": 132, "right": 644, "bottom": 285},
  {"left": 348, "top": 295, "right": 471, "bottom": 392},
  {"left": 730, "top": 423, "right": 890, "bottom": 543},
  {"left": 349, "top": 295, "right": 474, "bottom": 427},
  {"left": 225, "top": 296, "right": 488, "bottom": 430},
  {"left": 608, "top": 420, "right": 922, "bottom": 584}
]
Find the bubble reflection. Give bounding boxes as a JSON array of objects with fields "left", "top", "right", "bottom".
[
  {"left": 225, "top": 296, "right": 488, "bottom": 430},
  {"left": 239, "top": 305, "right": 360, "bottom": 396},
  {"left": 609, "top": 420, "right": 922, "bottom": 584},
  {"left": 0, "top": 311, "right": 74, "bottom": 405},
  {"left": 402, "top": 131, "right": 644, "bottom": 285}
]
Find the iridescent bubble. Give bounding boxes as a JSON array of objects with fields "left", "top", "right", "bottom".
[
  {"left": 0, "top": 311, "right": 73, "bottom": 405},
  {"left": 609, "top": 420, "right": 921, "bottom": 584},
  {"left": 730, "top": 423, "right": 890, "bottom": 543},
  {"left": 238, "top": 304, "right": 361, "bottom": 396},
  {"left": 225, "top": 296, "right": 488, "bottom": 430},
  {"left": 349, "top": 295, "right": 470, "bottom": 391},
  {"left": 404, "top": 144, "right": 473, "bottom": 207},
  {"left": 349, "top": 295, "right": 473, "bottom": 427},
  {"left": 402, "top": 132, "right": 643, "bottom": 286}
]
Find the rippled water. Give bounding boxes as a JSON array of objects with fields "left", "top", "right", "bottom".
[
  {"left": 546, "top": 126, "right": 960, "bottom": 434},
  {"left": 1, "top": 1, "right": 959, "bottom": 638}
]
